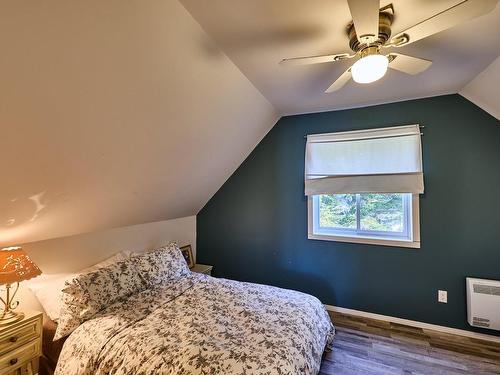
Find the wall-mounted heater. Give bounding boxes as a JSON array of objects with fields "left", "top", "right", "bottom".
[{"left": 466, "top": 277, "right": 500, "bottom": 331}]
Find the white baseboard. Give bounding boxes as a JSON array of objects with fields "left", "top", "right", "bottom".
[{"left": 325, "top": 305, "right": 500, "bottom": 344}]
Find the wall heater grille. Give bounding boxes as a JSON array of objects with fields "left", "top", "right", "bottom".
[{"left": 467, "top": 277, "right": 500, "bottom": 331}]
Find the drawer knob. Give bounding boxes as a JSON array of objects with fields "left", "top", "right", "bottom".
[
  {"left": 9, "top": 336, "right": 18, "bottom": 343},
  {"left": 9, "top": 358, "right": 18, "bottom": 365}
]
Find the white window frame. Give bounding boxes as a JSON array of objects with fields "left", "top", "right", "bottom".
[{"left": 307, "top": 193, "right": 420, "bottom": 249}]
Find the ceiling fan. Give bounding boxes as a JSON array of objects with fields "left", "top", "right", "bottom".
[{"left": 280, "top": 0, "right": 498, "bottom": 93}]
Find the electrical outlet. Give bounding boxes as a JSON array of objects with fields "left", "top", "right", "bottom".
[{"left": 438, "top": 290, "right": 447, "bottom": 303}]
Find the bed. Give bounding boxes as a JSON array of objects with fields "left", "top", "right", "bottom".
[{"left": 38, "top": 244, "right": 334, "bottom": 375}]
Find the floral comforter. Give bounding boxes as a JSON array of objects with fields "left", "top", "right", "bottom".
[{"left": 55, "top": 273, "right": 335, "bottom": 375}]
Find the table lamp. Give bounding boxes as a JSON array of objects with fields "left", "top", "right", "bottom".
[{"left": 0, "top": 246, "right": 41, "bottom": 325}]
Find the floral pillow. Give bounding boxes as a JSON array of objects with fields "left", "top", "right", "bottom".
[
  {"left": 134, "top": 242, "right": 190, "bottom": 287},
  {"left": 54, "top": 258, "right": 145, "bottom": 340}
]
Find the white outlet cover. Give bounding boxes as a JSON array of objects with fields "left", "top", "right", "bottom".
[{"left": 438, "top": 290, "right": 448, "bottom": 303}]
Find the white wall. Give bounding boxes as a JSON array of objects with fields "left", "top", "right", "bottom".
[
  {"left": 17, "top": 216, "right": 196, "bottom": 312},
  {"left": 460, "top": 57, "right": 500, "bottom": 120}
]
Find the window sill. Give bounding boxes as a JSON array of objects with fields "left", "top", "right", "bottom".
[{"left": 308, "top": 233, "right": 420, "bottom": 249}]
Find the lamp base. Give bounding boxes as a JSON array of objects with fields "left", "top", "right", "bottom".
[{"left": 0, "top": 310, "right": 24, "bottom": 326}]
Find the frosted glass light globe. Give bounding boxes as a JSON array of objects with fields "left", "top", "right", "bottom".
[{"left": 351, "top": 54, "right": 389, "bottom": 84}]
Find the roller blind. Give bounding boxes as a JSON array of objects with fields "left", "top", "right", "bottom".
[{"left": 305, "top": 124, "right": 424, "bottom": 195}]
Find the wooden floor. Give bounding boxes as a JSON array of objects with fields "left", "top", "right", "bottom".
[{"left": 321, "top": 312, "right": 500, "bottom": 375}]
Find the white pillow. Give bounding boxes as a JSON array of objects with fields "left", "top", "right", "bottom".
[
  {"left": 27, "top": 273, "right": 75, "bottom": 321},
  {"left": 80, "top": 250, "right": 134, "bottom": 274},
  {"left": 27, "top": 250, "right": 133, "bottom": 321}
]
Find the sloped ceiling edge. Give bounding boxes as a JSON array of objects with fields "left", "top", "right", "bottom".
[{"left": 459, "top": 56, "right": 500, "bottom": 121}]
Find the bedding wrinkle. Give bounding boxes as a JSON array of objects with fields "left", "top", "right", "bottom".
[{"left": 56, "top": 273, "right": 334, "bottom": 375}]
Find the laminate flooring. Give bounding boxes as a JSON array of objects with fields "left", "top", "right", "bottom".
[{"left": 320, "top": 312, "right": 500, "bottom": 375}]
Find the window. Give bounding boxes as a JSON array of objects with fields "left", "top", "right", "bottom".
[
  {"left": 309, "top": 193, "right": 419, "bottom": 247},
  {"left": 305, "top": 125, "right": 423, "bottom": 248}
]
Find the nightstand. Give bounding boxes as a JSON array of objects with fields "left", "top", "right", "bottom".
[
  {"left": 0, "top": 311, "right": 42, "bottom": 375},
  {"left": 191, "top": 264, "right": 213, "bottom": 276}
]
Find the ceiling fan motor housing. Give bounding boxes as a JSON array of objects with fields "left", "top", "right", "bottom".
[{"left": 348, "top": 9, "right": 394, "bottom": 53}]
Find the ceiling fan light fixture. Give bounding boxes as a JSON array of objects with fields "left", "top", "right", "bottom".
[{"left": 351, "top": 54, "right": 389, "bottom": 84}]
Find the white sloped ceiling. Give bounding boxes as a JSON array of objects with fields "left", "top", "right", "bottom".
[
  {"left": 460, "top": 57, "right": 500, "bottom": 120},
  {"left": 180, "top": 0, "right": 500, "bottom": 115},
  {"left": 0, "top": 0, "right": 279, "bottom": 246}
]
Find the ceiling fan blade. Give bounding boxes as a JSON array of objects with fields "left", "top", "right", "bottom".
[
  {"left": 280, "top": 53, "right": 351, "bottom": 66},
  {"left": 347, "top": 0, "right": 380, "bottom": 44},
  {"left": 325, "top": 67, "right": 352, "bottom": 93},
  {"left": 390, "top": 0, "right": 499, "bottom": 46},
  {"left": 388, "top": 53, "right": 432, "bottom": 75}
]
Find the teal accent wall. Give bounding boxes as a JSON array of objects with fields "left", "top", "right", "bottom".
[{"left": 197, "top": 94, "right": 500, "bottom": 334}]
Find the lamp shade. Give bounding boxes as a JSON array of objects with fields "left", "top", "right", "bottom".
[{"left": 0, "top": 247, "right": 41, "bottom": 285}]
